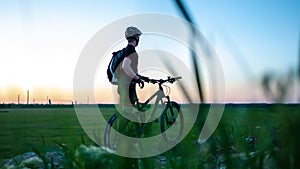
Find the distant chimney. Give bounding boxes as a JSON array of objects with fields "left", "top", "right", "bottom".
[{"left": 27, "top": 90, "right": 29, "bottom": 105}]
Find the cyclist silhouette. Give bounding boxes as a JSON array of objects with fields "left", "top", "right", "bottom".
[
  {"left": 105, "top": 27, "right": 183, "bottom": 165},
  {"left": 114, "top": 26, "right": 151, "bottom": 167}
]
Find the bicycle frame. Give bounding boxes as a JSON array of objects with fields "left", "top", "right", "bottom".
[
  {"left": 136, "top": 83, "right": 171, "bottom": 123},
  {"left": 104, "top": 76, "right": 182, "bottom": 148}
]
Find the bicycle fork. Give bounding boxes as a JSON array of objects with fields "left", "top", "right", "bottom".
[{"left": 165, "top": 96, "right": 177, "bottom": 126}]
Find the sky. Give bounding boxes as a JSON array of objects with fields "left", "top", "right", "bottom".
[{"left": 0, "top": 0, "right": 299, "bottom": 104}]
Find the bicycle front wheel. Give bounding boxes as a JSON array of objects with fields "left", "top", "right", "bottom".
[
  {"left": 160, "top": 101, "right": 183, "bottom": 143},
  {"left": 104, "top": 113, "right": 120, "bottom": 150}
]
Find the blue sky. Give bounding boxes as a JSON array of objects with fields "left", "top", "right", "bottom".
[{"left": 0, "top": 0, "right": 299, "bottom": 103}]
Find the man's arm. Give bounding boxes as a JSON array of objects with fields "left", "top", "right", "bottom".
[{"left": 122, "top": 57, "right": 139, "bottom": 79}]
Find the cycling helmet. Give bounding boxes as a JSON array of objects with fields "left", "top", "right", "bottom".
[{"left": 125, "top": 26, "right": 142, "bottom": 39}]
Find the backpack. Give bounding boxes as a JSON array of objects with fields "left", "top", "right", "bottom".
[{"left": 107, "top": 48, "right": 126, "bottom": 85}]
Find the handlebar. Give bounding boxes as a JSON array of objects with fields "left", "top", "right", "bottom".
[{"left": 140, "top": 76, "right": 181, "bottom": 84}]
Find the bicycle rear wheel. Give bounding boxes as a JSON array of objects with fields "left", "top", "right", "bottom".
[
  {"left": 160, "top": 101, "right": 183, "bottom": 143},
  {"left": 104, "top": 113, "right": 120, "bottom": 150}
]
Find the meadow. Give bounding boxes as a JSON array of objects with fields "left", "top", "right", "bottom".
[{"left": 0, "top": 104, "right": 299, "bottom": 168}]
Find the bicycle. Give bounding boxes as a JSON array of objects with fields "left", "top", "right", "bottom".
[{"left": 104, "top": 76, "right": 183, "bottom": 150}]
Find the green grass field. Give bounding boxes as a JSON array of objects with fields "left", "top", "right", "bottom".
[
  {"left": 0, "top": 104, "right": 300, "bottom": 168},
  {"left": 0, "top": 107, "right": 92, "bottom": 159}
]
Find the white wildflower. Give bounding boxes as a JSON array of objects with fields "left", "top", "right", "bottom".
[{"left": 20, "top": 156, "right": 43, "bottom": 168}]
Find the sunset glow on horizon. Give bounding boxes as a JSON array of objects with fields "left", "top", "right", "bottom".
[{"left": 1, "top": 1, "right": 299, "bottom": 104}]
